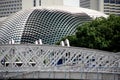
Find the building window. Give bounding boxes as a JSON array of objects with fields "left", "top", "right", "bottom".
[
  {"left": 39, "top": 0, "right": 41, "bottom": 6},
  {"left": 116, "top": 0, "right": 120, "bottom": 4},
  {"left": 110, "top": 0, "right": 115, "bottom": 3},
  {"left": 104, "top": 10, "right": 110, "bottom": 12},
  {"left": 104, "top": 0, "right": 109, "bottom": 3},
  {"left": 33, "top": 0, "right": 36, "bottom": 7}
]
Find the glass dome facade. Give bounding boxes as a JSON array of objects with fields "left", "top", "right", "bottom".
[{"left": 0, "top": 6, "right": 107, "bottom": 45}]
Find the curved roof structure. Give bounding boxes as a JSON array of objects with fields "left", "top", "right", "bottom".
[
  {"left": 32, "top": 6, "right": 108, "bottom": 18},
  {"left": 0, "top": 6, "right": 107, "bottom": 45}
]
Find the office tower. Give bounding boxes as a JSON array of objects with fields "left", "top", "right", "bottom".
[
  {"left": 0, "top": 0, "right": 33, "bottom": 17},
  {"left": 0, "top": 0, "right": 63, "bottom": 18},
  {"left": 80, "top": 0, "right": 120, "bottom": 15}
]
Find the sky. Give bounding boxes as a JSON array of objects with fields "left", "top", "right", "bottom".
[{"left": 63, "top": 0, "right": 79, "bottom": 7}]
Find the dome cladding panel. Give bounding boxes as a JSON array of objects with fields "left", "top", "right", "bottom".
[
  {"left": 21, "top": 9, "right": 91, "bottom": 44},
  {"left": 0, "top": 6, "right": 106, "bottom": 45},
  {"left": 0, "top": 9, "right": 33, "bottom": 44}
]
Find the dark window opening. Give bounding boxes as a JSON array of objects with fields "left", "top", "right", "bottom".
[
  {"left": 110, "top": 0, "right": 115, "bottom": 3},
  {"left": 39, "top": 0, "right": 41, "bottom": 6},
  {"left": 33, "top": 0, "right": 36, "bottom": 7},
  {"left": 104, "top": 0, "right": 109, "bottom": 3}
]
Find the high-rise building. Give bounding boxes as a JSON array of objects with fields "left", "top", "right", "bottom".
[
  {"left": 80, "top": 0, "right": 120, "bottom": 15},
  {"left": 0, "top": 0, "right": 63, "bottom": 18}
]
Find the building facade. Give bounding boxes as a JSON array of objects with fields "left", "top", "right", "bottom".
[
  {"left": 0, "top": 6, "right": 107, "bottom": 45},
  {"left": 80, "top": 0, "right": 120, "bottom": 15},
  {"left": 0, "top": 0, "right": 63, "bottom": 18},
  {"left": 0, "top": 0, "right": 22, "bottom": 17}
]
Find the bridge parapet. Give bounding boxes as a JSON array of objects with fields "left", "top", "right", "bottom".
[{"left": 0, "top": 44, "right": 120, "bottom": 74}]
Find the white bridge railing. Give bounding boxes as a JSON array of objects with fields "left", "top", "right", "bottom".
[{"left": 0, "top": 44, "right": 120, "bottom": 74}]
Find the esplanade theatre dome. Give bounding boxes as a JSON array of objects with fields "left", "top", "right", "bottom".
[{"left": 0, "top": 6, "right": 107, "bottom": 45}]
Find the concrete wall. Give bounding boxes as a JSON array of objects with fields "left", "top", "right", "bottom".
[
  {"left": 90, "top": 0, "right": 99, "bottom": 11},
  {"left": 98, "top": 0, "right": 104, "bottom": 12},
  {"left": 22, "top": 0, "right": 63, "bottom": 10},
  {"left": 41, "top": 0, "right": 63, "bottom": 6},
  {"left": 22, "top": 0, "right": 33, "bottom": 10},
  {"left": 0, "top": 71, "right": 119, "bottom": 80}
]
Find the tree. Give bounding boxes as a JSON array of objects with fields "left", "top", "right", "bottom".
[{"left": 57, "top": 14, "right": 120, "bottom": 52}]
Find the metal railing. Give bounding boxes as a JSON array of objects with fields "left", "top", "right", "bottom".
[{"left": 0, "top": 44, "right": 120, "bottom": 74}]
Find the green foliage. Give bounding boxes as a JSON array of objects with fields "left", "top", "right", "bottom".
[{"left": 57, "top": 14, "right": 120, "bottom": 52}]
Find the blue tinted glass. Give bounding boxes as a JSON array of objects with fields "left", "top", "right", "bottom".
[
  {"left": 104, "top": 0, "right": 109, "bottom": 3},
  {"left": 110, "top": 0, "right": 115, "bottom": 3},
  {"left": 116, "top": 0, "right": 120, "bottom": 4}
]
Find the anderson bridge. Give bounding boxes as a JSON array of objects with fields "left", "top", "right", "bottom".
[{"left": 0, "top": 44, "right": 120, "bottom": 80}]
